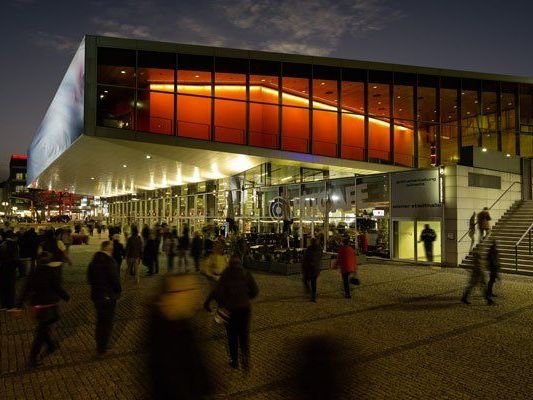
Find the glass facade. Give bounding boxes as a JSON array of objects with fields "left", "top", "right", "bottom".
[{"left": 96, "top": 46, "right": 533, "bottom": 166}]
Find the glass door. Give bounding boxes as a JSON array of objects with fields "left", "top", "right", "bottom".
[
  {"left": 416, "top": 220, "right": 441, "bottom": 263},
  {"left": 392, "top": 220, "right": 416, "bottom": 261}
]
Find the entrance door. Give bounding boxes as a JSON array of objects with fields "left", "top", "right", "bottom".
[{"left": 392, "top": 220, "right": 416, "bottom": 261}]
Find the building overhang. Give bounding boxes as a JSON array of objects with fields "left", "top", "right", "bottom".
[{"left": 30, "top": 132, "right": 407, "bottom": 197}]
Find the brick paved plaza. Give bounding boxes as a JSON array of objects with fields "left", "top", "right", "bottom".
[{"left": 2, "top": 239, "right": 533, "bottom": 399}]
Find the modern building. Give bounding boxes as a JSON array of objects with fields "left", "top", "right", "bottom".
[{"left": 28, "top": 35, "right": 533, "bottom": 268}]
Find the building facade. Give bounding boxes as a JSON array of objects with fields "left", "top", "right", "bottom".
[{"left": 27, "top": 35, "right": 533, "bottom": 266}]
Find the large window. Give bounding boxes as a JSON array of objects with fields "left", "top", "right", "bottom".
[
  {"left": 368, "top": 71, "right": 391, "bottom": 162},
  {"left": 312, "top": 66, "right": 338, "bottom": 157},
  {"left": 520, "top": 84, "right": 533, "bottom": 157},
  {"left": 341, "top": 68, "right": 365, "bottom": 161},
  {"left": 501, "top": 83, "right": 517, "bottom": 155},
  {"left": 177, "top": 54, "right": 212, "bottom": 140},
  {"left": 440, "top": 77, "right": 459, "bottom": 164},
  {"left": 282, "top": 63, "right": 310, "bottom": 153},
  {"left": 461, "top": 79, "right": 481, "bottom": 149},
  {"left": 249, "top": 60, "right": 280, "bottom": 149},
  {"left": 418, "top": 75, "right": 438, "bottom": 167},
  {"left": 393, "top": 73, "right": 415, "bottom": 167},
  {"left": 214, "top": 57, "right": 247, "bottom": 144},
  {"left": 481, "top": 81, "right": 498, "bottom": 151}
]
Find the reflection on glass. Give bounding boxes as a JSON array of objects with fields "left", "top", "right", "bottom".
[
  {"left": 97, "top": 85, "right": 134, "bottom": 129},
  {"left": 501, "top": 88, "right": 516, "bottom": 155},
  {"left": 394, "top": 121, "right": 414, "bottom": 167},
  {"left": 97, "top": 47, "right": 135, "bottom": 87},
  {"left": 138, "top": 51, "right": 175, "bottom": 90},
  {"left": 368, "top": 118, "right": 390, "bottom": 162},
  {"left": 137, "top": 90, "right": 174, "bottom": 135},
  {"left": 418, "top": 123, "right": 437, "bottom": 167}
]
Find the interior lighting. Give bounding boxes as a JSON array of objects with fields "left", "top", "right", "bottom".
[
  {"left": 194, "top": 74, "right": 200, "bottom": 78},
  {"left": 320, "top": 82, "right": 325, "bottom": 85},
  {"left": 100, "top": 94, "right": 104, "bottom": 99},
  {"left": 261, "top": 79, "right": 266, "bottom": 82},
  {"left": 146, "top": 155, "right": 152, "bottom": 159},
  {"left": 506, "top": 153, "right": 511, "bottom": 157},
  {"left": 122, "top": 164, "right": 127, "bottom": 168},
  {"left": 481, "top": 148, "right": 487, "bottom": 152},
  {"left": 120, "top": 70, "right": 126, "bottom": 74},
  {"left": 331, "top": 195, "right": 340, "bottom": 201},
  {"left": 508, "top": 102, "right": 513, "bottom": 106},
  {"left": 397, "top": 96, "right": 401, "bottom": 99},
  {"left": 372, "top": 86, "right": 378, "bottom": 89},
  {"left": 91, "top": 177, "right": 95, "bottom": 180},
  {"left": 104, "top": 90, "right": 108, "bottom": 93}
]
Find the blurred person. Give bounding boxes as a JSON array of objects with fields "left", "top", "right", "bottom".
[
  {"left": 154, "top": 225, "right": 162, "bottom": 276},
  {"left": 202, "top": 238, "right": 227, "bottom": 280},
  {"left": 143, "top": 232, "right": 159, "bottom": 276},
  {"left": 141, "top": 224, "right": 150, "bottom": 242},
  {"left": 334, "top": 238, "right": 358, "bottom": 299},
  {"left": 477, "top": 207, "right": 491, "bottom": 242},
  {"left": 87, "top": 241, "right": 122, "bottom": 355},
  {"left": 39, "top": 229, "right": 71, "bottom": 267},
  {"left": 60, "top": 227, "right": 73, "bottom": 254},
  {"left": 302, "top": 238, "right": 322, "bottom": 302},
  {"left": 163, "top": 229, "right": 178, "bottom": 272},
  {"left": 112, "top": 234, "right": 125, "bottom": 277},
  {"left": 18, "top": 251, "right": 70, "bottom": 368},
  {"left": 0, "top": 230, "right": 20, "bottom": 310},
  {"left": 486, "top": 240, "right": 500, "bottom": 301},
  {"left": 190, "top": 231, "right": 203, "bottom": 272},
  {"left": 147, "top": 274, "right": 212, "bottom": 399},
  {"left": 461, "top": 247, "right": 492, "bottom": 305},
  {"left": 18, "top": 227, "right": 32, "bottom": 278},
  {"left": 177, "top": 229, "right": 190, "bottom": 272},
  {"left": 418, "top": 224, "right": 437, "bottom": 263},
  {"left": 126, "top": 225, "right": 143, "bottom": 284},
  {"left": 468, "top": 211, "right": 476, "bottom": 250},
  {"left": 204, "top": 256, "right": 258, "bottom": 370}
]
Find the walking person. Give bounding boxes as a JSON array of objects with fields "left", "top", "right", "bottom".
[
  {"left": 334, "top": 238, "right": 358, "bottom": 299},
  {"left": 204, "top": 256, "right": 258, "bottom": 370},
  {"left": 18, "top": 251, "right": 70, "bottom": 368},
  {"left": 190, "top": 231, "right": 203, "bottom": 272},
  {"left": 461, "top": 248, "right": 492, "bottom": 305},
  {"left": 302, "top": 238, "right": 322, "bottom": 302},
  {"left": 126, "top": 225, "right": 143, "bottom": 283},
  {"left": 419, "top": 224, "right": 437, "bottom": 263},
  {"left": 143, "top": 232, "right": 159, "bottom": 276},
  {"left": 486, "top": 240, "right": 500, "bottom": 302},
  {"left": 0, "top": 230, "right": 20, "bottom": 311},
  {"left": 87, "top": 241, "right": 122, "bottom": 355},
  {"left": 112, "top": 234, "right": 125, "bottom": 277},
  {"left": 163, "top": 229, "right": 178, "bottom": 272},
  {"left": 477, "top": 207, "right": 492, "bottom": 242},
  {"left": 468, "top": 212, "right": 476, "bottom": 250},
  {"left": 177, "top": 231, "right": 190, "bottom": 272},
  {"left": 39, "top": 229, "right": 72, "bottom": 268}
]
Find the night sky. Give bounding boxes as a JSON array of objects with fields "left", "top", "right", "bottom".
[{"left": 1, "top": 0, "right": 532, "bottom": 180}]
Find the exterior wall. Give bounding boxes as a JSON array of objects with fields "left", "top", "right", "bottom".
[{"left": 444, "top": 164, "right": 521, "bottom": 267}]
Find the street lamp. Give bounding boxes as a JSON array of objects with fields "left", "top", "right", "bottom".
[{"left": 1, "top": 201, "right": 8, "bottom": 216}]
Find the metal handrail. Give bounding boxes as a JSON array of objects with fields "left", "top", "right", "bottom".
[
  {"left": 458, "top": 181, "right": 521, "bottom": 243},
  {"left": 514, "top": 221, "right": 533, "bottom": 271}
]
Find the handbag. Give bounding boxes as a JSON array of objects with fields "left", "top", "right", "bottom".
[
  {"left": 349, "top": 276, "right": 361, "bottom": 286},
  {"left": 214, "top": 306, "right": 231, "bottom": 324}
]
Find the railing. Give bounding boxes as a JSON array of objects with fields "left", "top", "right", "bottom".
[
  {"left": 515, "top": 221, "right": 533, "bottom": 271},
  {"left": 458, "top": 181, "right": 521, "bottom": 243}
]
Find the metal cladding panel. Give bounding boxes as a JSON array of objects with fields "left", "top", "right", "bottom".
[{"left": 27, "top": 39, "right": 85, "bottom": 186}]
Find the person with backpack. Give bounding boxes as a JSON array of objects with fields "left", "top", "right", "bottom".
[{"left": 203, "top": 256, "right": 258, "bottom": 370}]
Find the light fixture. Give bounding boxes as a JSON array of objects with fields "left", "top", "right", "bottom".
[
  {"left": 120, "top": 70, "right": 126, "bottom": 74},
  {"left": 506, "top": 153, "right": 511, "bottom": 157},
  {"left": 261, "top": 79, "right": 265, "bottom": 82},
  {"left": 146, "top": 155, "right": 152, "bottom": 159},
  {"left": 104, "top": 90, "right": 108, "bottom": 93},
  {"left": 482, "top": 148, "right": 487, "bottom": 152},
  {"left": 397, "top": 95, "right": 401, "bottom": 99},
  {"left": 122, "top": 164, "right": 127, "bottom": 168},
  {"left": 398, "top": 108, "right": 402, "bottom": 111},
  {"left": 194, "top": 74, "right": 200, "bottom": 78},
  {"left": 508, "top": 102, "right": 513, "bottom": 106},
  {"left": 91, "top": 177, "right": 95, "bottom": 180},
  {"left": 372, "top": 86, "right": 378, "bottom": 89},
  {"left": 100, "top": 94, "right": 104, "bottom": 99},
  {"left": 320, "top": 82, "right": 325, "bottom": 85}
]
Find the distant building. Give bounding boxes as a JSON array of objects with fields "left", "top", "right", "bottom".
[{"left": 0, "top": 154, "right": 30, "bottom": 216}]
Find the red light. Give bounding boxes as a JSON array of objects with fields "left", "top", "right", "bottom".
[{"left": 11, "top": 154, "right": 28, "bottom": 160}]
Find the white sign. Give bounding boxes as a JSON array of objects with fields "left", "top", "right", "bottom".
[
  {"left": 391, "top": 169, "right": 442, "bottom": 218},
  {"left": 373, "top": 209, "right": 385, "bottom": 217}
]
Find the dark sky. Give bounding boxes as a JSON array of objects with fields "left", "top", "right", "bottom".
[{"left": 1, "top": 0, "right": 532, "bottom": 180}]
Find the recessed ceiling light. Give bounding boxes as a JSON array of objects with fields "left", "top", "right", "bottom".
[
  {"left": 261, "top": 79, "right": 265, "bottom": 82},
  {"left": 104, "top": 90, "right": 108, "bottom": 93},
  {"left": 378, "top": 101, "right": 381, "bottom": 105},
  {"left": 397, "top": 96, "right": 401, "bottom": 99},
  {"left": 320, "top": 82, "right": 325, "bottom": 85},
  {"left": 461, "top": 92, "right": 465, "bottom": 95},
  {"left": 146, "top": 155, "right": 152, "bottom": 159},
  {"left": 399, "top": 108, "right": 402, "bottom": 111},
  {"left": 91, "top": 177, "right": 95, "bottom": 180},
  {"left": 194, "top": 74, "right": 200, "bottom": 78},
  {"left": 506, "top": 153, "right": 511, "bottom": 157},
  {"left": 100, "top": 94, "right": 104, "bottom": 99},
  {"left": 120, "top": 70, "right": 126, "bottom": 74},
  {"left": 122, "top": 164, "right": 127, "bottom": 168},
  {"left": 467, "top": 111, "right": 471, "bottom": 115},
  {"left": 482, "top": 147, "right": 487, "bottom": 152},
  {"left": 372, "top": 86, "right": 378, "bottom": 89},
  {"left": 508, "top": 102, "right": 512, "bottom": 106}
]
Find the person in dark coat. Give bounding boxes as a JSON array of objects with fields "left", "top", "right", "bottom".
[
  {"left": 126, "top": 226, "right": 143, "bottom": 283},
  {"left": 143, "top": 232, "right": 159, "bottom": 276},
  {"left": 486, "top": 240, "right": 500, "bottom": 302},
  {"left": 87, "top": 241, "right": 122, "bottom": 354},
  {"left": 190, "top": 232, "right": 203, "bottom": 272},
  {"left": 112, "top": 234, "right": 125, "bottom": 277},
  {"left": 461, "top": 247, "right": 492, "bottom": 305},
  {"left": 0, "top": 230, "right": 20, "bottom": 310},
  {"left": 204, "top": 256, "right": 258, "bottom": 370},
  {"left": 18, "top": 251, "right": 70, "bottom": 368},
  {"left": 419, "top": 224, "right": 437, "bottom": 263},
  {"left": 302, "top": 238, "right": 322, "bottom": 302}
]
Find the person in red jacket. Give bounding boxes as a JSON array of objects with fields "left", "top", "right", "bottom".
[{"left": 334, "top": 238, "right": 357, "bottom": 298}]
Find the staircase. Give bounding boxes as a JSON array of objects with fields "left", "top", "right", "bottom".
[{"left": 460, "top": 200, "right": 533, "bottom": 275}]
